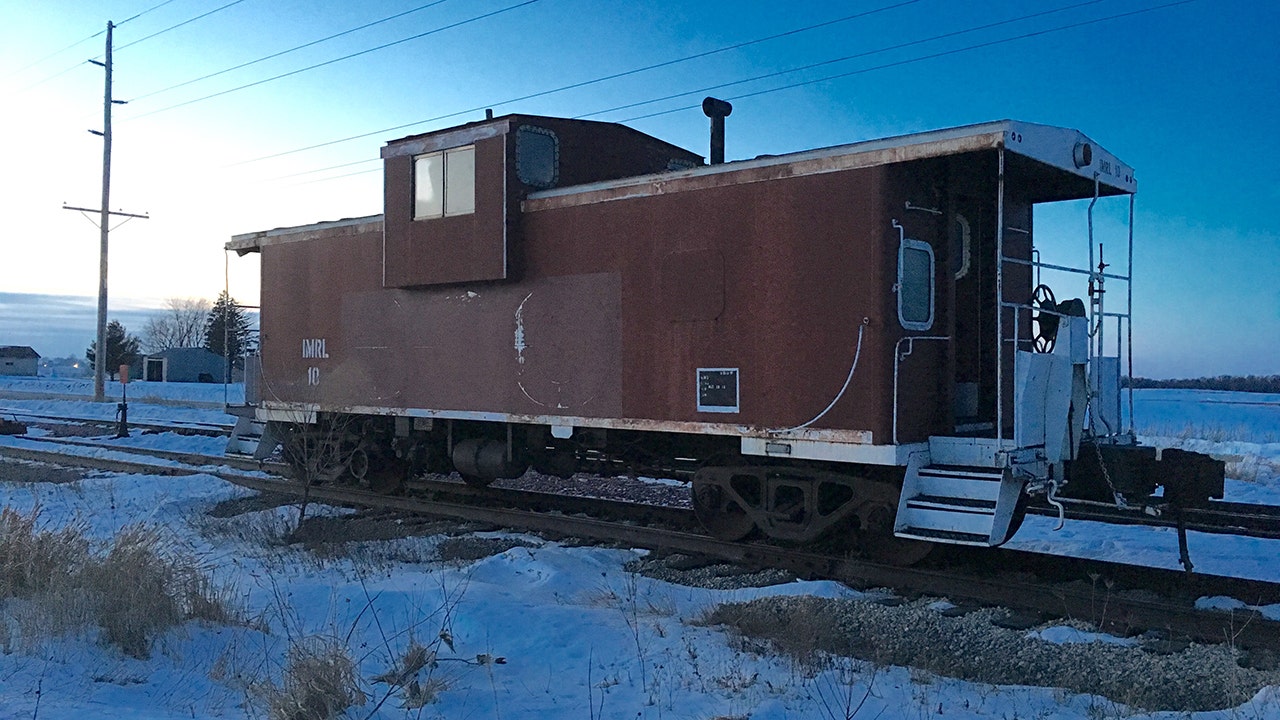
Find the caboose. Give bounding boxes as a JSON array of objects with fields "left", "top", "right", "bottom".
[{"left": 227, "top": 101, "right": 1222, "bottom": 564}]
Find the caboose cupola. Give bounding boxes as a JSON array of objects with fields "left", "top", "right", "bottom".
[{"left": 380, "top": 114, "right": 702, "bottom": 288}]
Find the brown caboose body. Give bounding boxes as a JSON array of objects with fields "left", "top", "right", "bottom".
[{"left": 228, "top": 109, "right": 1222, "bottom": 560}]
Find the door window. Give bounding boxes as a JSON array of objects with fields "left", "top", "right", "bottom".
[{"left": 898, "top": 238, "right": 935, "bottom": 331}]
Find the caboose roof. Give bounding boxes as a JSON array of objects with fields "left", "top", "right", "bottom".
[
  {"left": 525, "top": 119, "right": 1135, "bottom": 212},
  {"left": 228, "top": 118, "right": 1135, "bottom": 252},
  {"left": 378, "top": 112, "right": 700, "bottom": 162}
]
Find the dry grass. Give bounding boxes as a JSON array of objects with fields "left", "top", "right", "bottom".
[
  {"left": 0, "top": 505, "right": 237, "bottom": 658},
  {"left": 250, "top": 635, "right": 367, "bottom": 720},
  {"left": 87, "top": 525, "right": 236, "bottom": 656},
  {"left": 0, "top": 459, "right": 88, "bottom": 484},
  {"left": 1140, "top": 422, "right": 1280, "bottom": 445},
  {"left": 0, "top": 506, "right": 90, "bottom": 597}
]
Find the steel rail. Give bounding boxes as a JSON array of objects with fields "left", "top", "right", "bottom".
[
  {"left": 7, "top": 431, "right": 1280, "bottom": 541},
  {"left": 5, "top": 442, "right": 1280, "bottom": 652},
  {"left": 1, "top": 407, "right": 232, "bottom": 436},
  {"left": 8, "top": 434, "right": 274, "bottom": 474},
  {"left": 28, "top": 427, "right": 1280, "bottom": 542},
  {"left": 1027, "top": 499, "right": 1280, "bottom": 540},
  {"left": 0, "top": 391, "right": 228, "bottom": 411}
]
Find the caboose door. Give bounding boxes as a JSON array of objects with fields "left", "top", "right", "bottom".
[{"left": 950, "top": 198, "right": 995, "bottom": 434}]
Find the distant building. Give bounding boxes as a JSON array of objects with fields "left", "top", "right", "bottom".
[
  {"left": 0, "top": 346, "right": 40, "bottom": 376},
  {"left": 143, "top": 347, "right": 226, "bottom": 383}
]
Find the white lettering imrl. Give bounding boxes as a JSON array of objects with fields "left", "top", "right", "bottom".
[{"left": 301, "top": 338, "right": 329, "bottom": 359}]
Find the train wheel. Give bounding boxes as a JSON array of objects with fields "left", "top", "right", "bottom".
[
  {"left": 362, "top": 444, "right": 407, "bottom": 494},
  {"left": 691, "top": 478, "right": 756, "bottom": 542},
  {"left": 855, "top": 481, "right": 933, "bottom": 565},
  {"left": 347, "top": 446, "right": 369, "bottom": 485}
]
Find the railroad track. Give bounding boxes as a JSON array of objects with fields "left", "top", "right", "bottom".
[
  {"left": 1029, "top": 498, "right": 1280, "bottom": 540},
  {"left": 0, "top": 390, "right": 229, "bottom": 410},
  {"left": 4, "top": 439, "right": 1280, "bottom": 653},
  {"left": 12, "top": 410, "right": 1280, "bottom": 540},
  {"left": 0, "top": 407, "right": 232, "bottom": 437}
]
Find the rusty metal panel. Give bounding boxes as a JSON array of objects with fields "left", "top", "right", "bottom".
[
  {"left": 262, "top": 225, "right": 622, "bottom": 418},
  {"left": 382, "top": 134, "right": 509, "bottom": 287},
  {"left": 261, "top": 160, "right": 900, "bottom": 441},
  {"left": 521, "top": 162, "right": 897, "bottom": 439}
]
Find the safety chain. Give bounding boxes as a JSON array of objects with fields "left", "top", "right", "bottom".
[{"left": 1092, "top": 437, "right": 1127, "bottom": 509}]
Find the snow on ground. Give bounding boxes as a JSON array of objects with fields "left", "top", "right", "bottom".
[
  {"left": 0, "top": 374, "right": 243, "bottom": 406},
  {"left": 1129, "top": 389, "right": 1280, "bottom": 444},
  {"left": 0, "top": 395, "right": 235, "bottom": 427},
  {"left": 1008, "top": 389, "right": 1280, "bottom": 581},
  {"left": 1, "top": 384, "right": 1279, "bottom": 718},
  {"left": 3, "top": 470, "right": 1275, "bottom": 720}
]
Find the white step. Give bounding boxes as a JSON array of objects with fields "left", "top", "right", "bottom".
[
  {"left": 894, "top": 449, "right": 1024, "bottom": 547},
  {"left": 225, "top": 415, "right": 280, "bottom": 460}
]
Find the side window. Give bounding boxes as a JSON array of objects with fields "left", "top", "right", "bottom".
[
  {"left": 952, "top": 213, "right": 971, "bottom": 280},
  {"left": 898, "top": 238, "right": 935, "bottom": 331},
  {"left": 516, "top": 126, "right": 559, "bottom": 188},
  {"left": 414, "top": 145, "right": 475, "bottom": 219}
]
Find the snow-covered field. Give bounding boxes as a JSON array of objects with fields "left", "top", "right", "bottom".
[{"left": 1, "top": 377, "right": 1279, "bottom": 719}]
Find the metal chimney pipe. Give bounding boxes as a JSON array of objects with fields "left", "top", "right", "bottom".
[{"left": 702, "top": 96, "right": 733, "bottom": 164}]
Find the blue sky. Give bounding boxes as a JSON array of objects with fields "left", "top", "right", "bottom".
[{"left": 0, "top": 0, "right": 1276, "bottom": 377}]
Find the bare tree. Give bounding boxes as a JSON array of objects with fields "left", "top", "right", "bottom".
[
  {"left": 141, "top": 297, "right": 211, "bottom": 354},
  {"left": 277, "top": 412, "right": 359, "bottom": 529}
]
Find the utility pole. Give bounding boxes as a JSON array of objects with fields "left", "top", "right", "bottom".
[{"left": 63, "top": 21, "right": 147, "bottom": 403}]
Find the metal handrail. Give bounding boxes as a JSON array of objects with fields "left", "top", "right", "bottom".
[
  {"left": 1000, "top": 255, "right": 1130, "bottom": 282},
  {"left": 995, "top": 164, "right": 1136, "bottom": 446}
]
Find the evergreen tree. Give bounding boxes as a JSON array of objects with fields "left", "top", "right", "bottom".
[
  {"left": 204, "top": 291, "right": 256, "bottom": 364},
  {"left": 85, "top": 320, "right": 142, "bottom": 380}
]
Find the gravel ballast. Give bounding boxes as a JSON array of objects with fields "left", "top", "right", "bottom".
[{"left": 704, "top": 594, "right": 1280, "bottom": 712}]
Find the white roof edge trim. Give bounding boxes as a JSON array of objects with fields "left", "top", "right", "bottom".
[
  {"left": 226, "top": 214, "right": 384, "bottom": 251},
  {"left": 528, "top": 119, "right": 1135, "bottom": 205}
]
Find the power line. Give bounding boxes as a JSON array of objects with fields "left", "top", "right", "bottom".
[
  {"left": 294, "top": 166, "right": 382, "bottom": 186},
  {"left": 129, "top": 0, "right": 456, "bottom": 102},
  {"left": 615, "top": 0, "right": 1197, "bottom": 124},
  {"left": 269, "top": 157, "right": 377, "bottom": 182},
  {"left": 126, "top": 0, "right": 541, "bottom": 120},
  {"left": 14, "top": 0, "right": 243, "bottom": 89},
  {"left": 119, "top": 0, "right": 185, "bottom": 26},
  {"left": 253, "top": 0, "right": 1098, "bottom": 174},
  {"left": 5, "top": 29, "right": 104, "bottom": 79},
  {"left": 227, "top": 0, "right": 925, "bottom": 167},
  {"left": 115, "top": 0, "right": 251, "bottom": 52},
  {"left": 18, "top": 60, "right": 92, "bottom": 92},
  {"left": 278, "top": 0, "right": 1195, "bottom": 188},
  {"left": 582, "top": 0, "right": 1111, "bottom": 120}
]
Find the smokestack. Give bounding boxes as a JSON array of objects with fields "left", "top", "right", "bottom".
[{"left": 701, "top": 96, "right": 732, "bottom": 165}]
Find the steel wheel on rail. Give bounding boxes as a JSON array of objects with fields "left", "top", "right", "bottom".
[
  {"left": 346, "top": 446, "right": 369, "bottom": 484},
  {"left": 691, "top": 477, "right": 757, "bottom": 542}
]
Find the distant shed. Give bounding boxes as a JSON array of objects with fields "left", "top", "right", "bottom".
[
  {"left": 143, "top": 347, "right": 225, "bottom": 383},
  {"left": 0, "top": 346, "right": 40, "bottom": 376}
]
